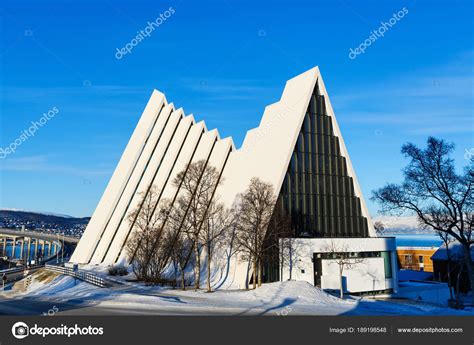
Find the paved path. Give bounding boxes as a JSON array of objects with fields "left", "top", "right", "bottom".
[{"left": 0, "top": 289, "right": 239, "bottom": 316}]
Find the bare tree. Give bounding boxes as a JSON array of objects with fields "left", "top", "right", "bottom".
[
  {"left": 126, "top": 187, "right": 170, "bottom": 283},
  {"left": 234, "top": 178, "right": 276, "bottom": 289},
  {"left": 200, "top": 200, "right": 232, "bottom": 292},
  {"left": 156, "top": 200, "right": 193, "bottom": 290},
  {"left": 171, "top": 160, "right": 222, "bottom": 290},
  {"left": 324, "top": 240, "right": 365, "bottom": 299},
  {"left": 213, "top": 204, "right": 241, "bottom": 290},
  {"left": 372, "top": 137, "right": 474, "bottom": 302},
  {"left": 437, "top": 231, "right": 454, "bottom": 300},
  {"left": 455, "top": 260, "right": 465, "bottom": 303},
  {"left": 280, "top": 237, "right": 306, "bottom": 281},
  {"left": 265, "top": 205, "right": 301, "bottom": 281},
  {"left": 173, "top": 232, "right": 194, "bottom": 290},
  {"left": 139, "top": 160, "right": 223, "bottom": 289}
]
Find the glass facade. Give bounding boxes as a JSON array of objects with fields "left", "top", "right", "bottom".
[
  {"left": 262, "top": 83, "right": 371, "bottom": 283},
  {"left": 276, "top": 83, "right": 369, "bottom": 238}
]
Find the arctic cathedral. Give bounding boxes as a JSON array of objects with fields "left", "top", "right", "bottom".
[{"left": 70, "top": 67, "right": 398, "bottom": 294}]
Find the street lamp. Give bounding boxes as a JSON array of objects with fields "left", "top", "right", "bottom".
[
  {"left": 62, "top": 232, "right": 64, "bottom": 263},
  {"left": 56, "top": 233, "right": 59, "bottom": 264}
]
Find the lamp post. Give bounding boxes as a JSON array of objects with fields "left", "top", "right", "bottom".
[
  {"left": 56, "top": 233, "right": 59, "bottom": 264},
  {"left": 61, "top": 232, "right": 64, "bottom": 263}
]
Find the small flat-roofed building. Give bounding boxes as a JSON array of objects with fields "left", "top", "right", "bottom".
[{"left": 397, "top": 247, "right": 438, "bottom": 272}]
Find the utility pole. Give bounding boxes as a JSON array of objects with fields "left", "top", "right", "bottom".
[
  {"left": 56, "top": 233, "right": 59, "bottom": 264},
  {"left": 61, "top": 232, "right": 64, "bottom": 263}
]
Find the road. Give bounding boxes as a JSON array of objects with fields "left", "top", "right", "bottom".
[
  {"left": 1, "top": 265, "right": 44, "bottom": 283},
  {"left": 0, "top": 288, "right": 239, "bottom": 316},
  {"left": 0, "top": 228, "right": 77, "bottom": 271},
  {"left": 0, "top": 228, "right": 79, "bottom": 244}
]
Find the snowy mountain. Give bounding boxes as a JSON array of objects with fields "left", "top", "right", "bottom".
[{"left": 372, "top": 215, "right": 433, "bottom": 234}]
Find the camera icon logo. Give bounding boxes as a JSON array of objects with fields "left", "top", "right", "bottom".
[{"left": 12, "top": 322, "right": 29, "bottom": 339}]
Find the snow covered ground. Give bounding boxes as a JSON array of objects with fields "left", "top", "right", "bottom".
[{"left": 1, "top": 271, "right": 473, "bottom": 316}]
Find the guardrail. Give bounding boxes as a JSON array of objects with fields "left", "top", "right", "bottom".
[
  {"left": 1, "top": 265, "right": 45, "bottom": 284},
  {"left": 44, "top": 264, "right": 108, "bottom": 288},
  {"left": 0, "top": 267, "right": 25, "bottom": 275},
  {"left": 1, "top": 264, "right": 44, "bottom": 274}
]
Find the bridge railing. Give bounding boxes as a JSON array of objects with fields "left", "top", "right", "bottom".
[
  {"left": 0, "top": 264, "right": 43, "bottom": 275},
  {"left": 44, "top": 264, "right": 108, "bottom": 288}
]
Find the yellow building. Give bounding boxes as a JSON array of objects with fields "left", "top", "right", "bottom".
[{"left": 397, "top": 247, "right": 438, "bottom": 272}]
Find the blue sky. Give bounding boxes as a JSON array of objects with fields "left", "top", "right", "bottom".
[{"left": 0, "top": 0, "right": 473, "bottom": 217}]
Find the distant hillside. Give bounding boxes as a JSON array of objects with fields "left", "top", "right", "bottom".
[
  {"left": 0, "top": 210, "right": 89, "bottom": 226},
  {"left": 0, "top": 210, "right": 436, "bottom": 236},
  {"left": 0, "top": 209, "right": 90, "bottom": 237},
  {"left": 0, "top": 208, "right": 75, "bottom": 219}
]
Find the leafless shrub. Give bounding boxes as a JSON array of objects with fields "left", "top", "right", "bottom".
[{"left": 234, "top": 177, "right": 276, "bottom": 289}]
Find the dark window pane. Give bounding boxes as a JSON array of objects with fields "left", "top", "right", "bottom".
[{"left": 275, "top": 85, "right": 368, "bottom": 239}]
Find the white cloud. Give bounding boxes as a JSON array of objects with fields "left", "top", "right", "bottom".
[{"left": 0, "top": 155, "right": 111, "bottom": 176}]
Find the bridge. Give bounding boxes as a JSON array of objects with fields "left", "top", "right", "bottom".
[
  {"left": 0, "top": 228, "right": 79, "bottom": 266},
  {"left": 0, "top": 229, "right": 80, "bottom": 286}
]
